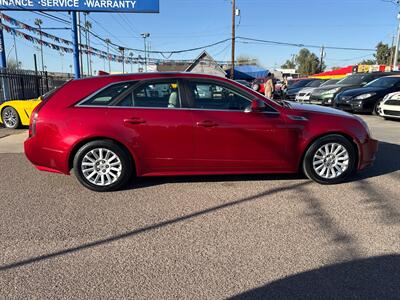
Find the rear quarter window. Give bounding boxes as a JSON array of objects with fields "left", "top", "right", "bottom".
[{"left": 79, "top": 81, "right": 136, "bottom": 106}]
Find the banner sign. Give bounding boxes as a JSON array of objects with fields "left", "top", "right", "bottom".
[{"left": 0, "top": 0, "right": 159, "bottom": 13}]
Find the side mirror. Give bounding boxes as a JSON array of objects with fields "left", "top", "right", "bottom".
[{"left": 245, "top": 99, "right": 265, "bottom": 113}]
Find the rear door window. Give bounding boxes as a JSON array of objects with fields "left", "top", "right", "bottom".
[{"left": 116, "top": 80, "right": 181, "bottom": 108}]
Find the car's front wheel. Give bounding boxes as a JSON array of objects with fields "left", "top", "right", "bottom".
[
  {"left": 302, "top": 135, "right": 356, "bottom": 184},
  {"left": 73, "top": 140, "right": 132, "bottom": 192},
  {"left": 373, "top": 102, "right": 381, "bottom": 115},
  {"left": 2, "top": 107, "right": 21, "bottom": 129}
]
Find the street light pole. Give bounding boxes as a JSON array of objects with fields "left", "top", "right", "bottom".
[
  {"left": 13, "top": 34, "right": 18, "bottom": 69},
  {"left": 119, "top": 47, "right": 125, "bottom": 73},
  {"left": 129, "top": 52, "right": 133, "bottom": 73},
  {"left": 34, "top": 18, "right": 44, "bottom": 73},
  {"left": 105, "top": 38, "right": 111, "bottom": 73},
  {"left": 141, "top": 32, "right": 150, "bottom": 72},
  {"left": 230, "top": 0, "right": 236, "bottom": 79}
]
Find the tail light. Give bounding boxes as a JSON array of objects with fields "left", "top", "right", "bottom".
[
  {"left": 29, "top": 101, "right": 45, "bottom": 137},
  {"left": 29, "top": 111, "right": 38, "bottom": 137}
]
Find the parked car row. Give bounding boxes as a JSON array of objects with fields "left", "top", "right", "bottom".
[{"left": 284, "top": 72, "right": 400, "bottom": 119}]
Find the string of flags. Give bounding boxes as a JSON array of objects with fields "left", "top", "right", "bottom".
[
  {"left": 0, "top": 13, "right": 155, "bottom": 64},
  {"left": 0, "top": 12, "right": 73, "bottom": 47}
]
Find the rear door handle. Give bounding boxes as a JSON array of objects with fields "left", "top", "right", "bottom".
[
  {"left": 196, "top": 120, "right": 218, "bottom": 127},
  {"left": 124, "top": 117, "right": 146, "bottom": 124}
]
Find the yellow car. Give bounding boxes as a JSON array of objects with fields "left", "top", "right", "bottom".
[{"left": 0, "top": 98, "right": 42, "bottom": 129}]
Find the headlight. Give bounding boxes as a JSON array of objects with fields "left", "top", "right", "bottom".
[
  {"left": 322, "top": 87, "right": 340, "bottom": 95},
  {"left": 354, "top": 93, "right": 376, "bottom": 100}
]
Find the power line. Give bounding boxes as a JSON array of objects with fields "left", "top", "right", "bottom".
[{"left": 236, "top": 37, "right": 376, "bottom": 52}]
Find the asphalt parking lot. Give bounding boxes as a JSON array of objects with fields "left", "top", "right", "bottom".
[{"left": 0, "top": 116, "right": 399, "bottom": 299}]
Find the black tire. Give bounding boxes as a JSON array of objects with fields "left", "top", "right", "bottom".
[
  {"left": 302, "top": 134, "right": 356, "bottom": 184},
  {"left": 1, "top": 107, "right": 21, "bottom": 129},
  {"left": 73, "top": 139, "right": 132, "bottom": 192}
]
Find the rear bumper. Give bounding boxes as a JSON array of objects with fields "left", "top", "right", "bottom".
[
  {"left": 358, "top": 137, "right": 378, "bottom": 170},
  {"left": 24, "top": 136, "right": 70, "bottom": 175}
]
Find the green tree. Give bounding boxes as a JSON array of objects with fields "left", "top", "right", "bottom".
[
  {"left": 374, "top": 42, "right": 392, "bottom": 65},
  {"left": 6, "top": 58, "right": 19, "bottom": 70},
  {"left": 358, "top": 59, "right": 376, "bottom": 65},
  {"left": 295, "top": 48, "right": 323, "bottom": 75},
  {"left": 281, "top": 59, "right": 296, "bottom": 69}
]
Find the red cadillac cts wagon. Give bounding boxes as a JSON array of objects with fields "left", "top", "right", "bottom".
[{"left": 24, "top": 73, "right": 378, "bottom": 192}]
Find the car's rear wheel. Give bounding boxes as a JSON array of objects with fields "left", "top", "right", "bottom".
[
  {"left": 73, "top": 140, "right": 132, "bottom": 192},
  {"left": 303, "top": 135, "right": 356, "bottom": 184},
  {"left": 2, "top": 107, "right": 21, "bottom": 129}
]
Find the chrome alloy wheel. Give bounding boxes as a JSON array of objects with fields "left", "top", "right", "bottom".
[
  {"left": 312, "top": 143, "right": 349, "bottom": 179},
  {"left": 81, "top": 148, "right": 122, "bottom": 186},
  {"left": 3, "top": 109, "right": 17, "bottom": 128}
]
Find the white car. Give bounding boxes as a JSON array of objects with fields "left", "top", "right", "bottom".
[
  {"left": 378, "top": 92, "right": 400, "bottom": 120},
  {"left": 295, "top": 87, "right": 315, "bottom": 102},
  {"left": 295, "top": 79, "right": 340, "bottom": 103}
]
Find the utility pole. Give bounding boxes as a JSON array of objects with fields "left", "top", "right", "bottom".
[
  {"left": 393, "top": 1, "right": 400, "bottom": 69},
  {"left": 141, "top": 32, "right": 150, "bottom": 72},
  {"left": 390, "top": 34, "right": 395, "bottom": 68},
  {"left": 319, "top": 46, "right": 325, "bottom": 72},
  {"left": 34, "top": 18, "right": 44, "bottom": 73},
  {"left": 105, "top": 38, "right": 111, "bottom": 73},
  {"left": 230, "top": 0, "right": 236, "bottom": 79}
]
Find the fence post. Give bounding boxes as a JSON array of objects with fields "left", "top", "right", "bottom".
[{"left": 20, "top": 76, "right": 25, "bottom": 99}]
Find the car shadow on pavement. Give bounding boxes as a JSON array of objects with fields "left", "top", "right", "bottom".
[
  {"left": 229, "top": 254, "right": 400, "bottom": 300},
  {"left": 350, "top": 141, "right": 400, "bottom": 181},
  {"left": 0, "top": 181, "right": 311, "bottom": 272},
  {"left": 128, "top": 173, "right": 305, "bottom": 190}
]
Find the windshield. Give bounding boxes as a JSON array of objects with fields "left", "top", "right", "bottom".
[
  {"left": 290, "top": 79, "right": 313, "bottom": 89},
  {"left": 321, "top": 79, "right": 340, "bottom": 86},
  {"left": 337, "top": 74, "right": 370, "bottom": 85},
  {"left": 305, "top": 80, "right": 324, "bottom": 87},
  {"left": 365, "top": 77, "right": 400, "bottom": 88}
]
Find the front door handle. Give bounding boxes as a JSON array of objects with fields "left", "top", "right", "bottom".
[
  {"left": 124, "top": 117, "right": 146, "bottom": 125},
  {"left": 196, "top": 120, "right": 218, "bottom": 127}
]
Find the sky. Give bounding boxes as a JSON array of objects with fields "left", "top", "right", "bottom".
[{"left": 1, "top": 0, "right": 399, "bottom": 74}]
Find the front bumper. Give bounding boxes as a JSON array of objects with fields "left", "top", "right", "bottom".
[
  {"left": 309, "top": 94, "right": 335, "bottom": 106},
  {"left": 295, "top": 94, "right": 311, "bottom": 102},
  {"left": 379, "top": 103, "right": 400, "bottom": 119}
]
